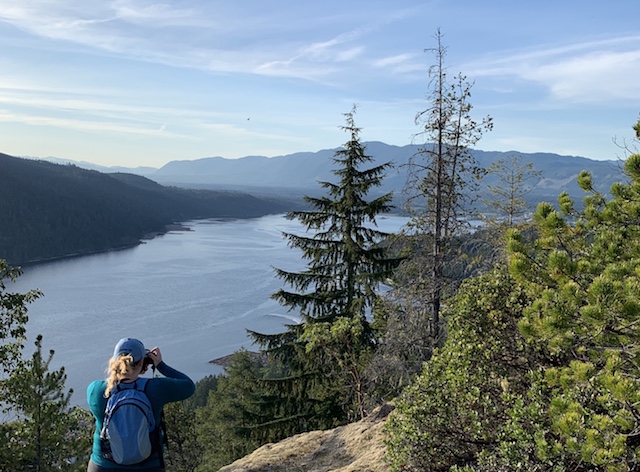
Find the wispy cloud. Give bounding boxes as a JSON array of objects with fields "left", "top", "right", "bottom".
[
  {"left": 0, "top": 109, "right": 191, "bottom": 138},
  {"left": 531, "top": 50, "right": 640, "bottom": 102},
  {"left": 0, "top": 1, "right": 414, "bottom": 83},
  {"left": 0, "top": 1, "right": 222, "bottom": 65},
  {"left": 466, "top": 35, "right": 640, "bottom": 105},
  {"left": 111, "top": 0, "right": 197, "bottom": 25},
  {"left": 253, "top": 28, "right": 372, "bottom": 81},
  {"left": 372, "top": 53, "right": 423, "bottom": 77},
  {"left": 0, "top": 79, "right": 237, "bottom": 140},
  {"left": 373, "top": 53, "right": 415, "bottom": 68}
]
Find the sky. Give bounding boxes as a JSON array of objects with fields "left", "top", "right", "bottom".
[{"left": 0, "top": 0, "right": 639, "bottom": 168}]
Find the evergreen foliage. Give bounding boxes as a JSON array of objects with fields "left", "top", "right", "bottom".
[
  {"left": 195, "top": 350, "right": 266, "bottom": 471},
  {"left": 164, "top": 401, "right": 201, "bottom": 472},
  {"left": 386, "top": 139, "right": 640, "bottom": 470},
  {"left": 248, "top": 106, "right": 403, "bottom": 438},
  {"left": 493, "top": 153, "right": 640, "bottom": 470},
  {"left": 3, "top": 335, "right": 92, "bottom": 471},
  {"left": 0, "top": 260, "right": 41, "bottom": 375},
  {"left": 0, "top": 261, "right": 93, "bottom": 471},
  {"left": 482, "top": 155, "right": 541, "bottom": 227},
  {"left": 468, "top": 155, "right": 543, "bottom": 276},
  {"left": 162, "top": 374, "right": 220, "bottom": 472},
  {"left": 370, "top": 30, "right": 494, "bottom": 398},
  {"left": 385, "top": 269, "right": 534, "bottom": 471}
]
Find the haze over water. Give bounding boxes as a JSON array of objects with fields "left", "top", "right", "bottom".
[{"left": 10, "top": 213, "right": 407, "bottom": 407}]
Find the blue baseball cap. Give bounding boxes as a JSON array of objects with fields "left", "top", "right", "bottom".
[{"left": 113, "top": 338, "right": 146, "bottom": 363}]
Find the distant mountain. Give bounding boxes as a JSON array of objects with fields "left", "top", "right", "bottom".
[
  {"left": 35, "top": 143, "right": 625, "bottom": 206},
  {"left": 26, "top": 155, "right": 159, "bottom": 176},
  {"left": 0, "top": 154, "right": 293, "bottom": 265},
  {"left": 31, "top": 142, "right": 627, "bottom": 209},
  {"left": 143, "top": 142, "right": 625, "bottom": 206}
]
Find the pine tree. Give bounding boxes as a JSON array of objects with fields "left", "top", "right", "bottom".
[
  {"left": 498, "top": 151, "right": 640, "bottom": 469},
  {"left": 388, "top": 119, "right": 640, "bottom": 472},
  {"left": 195, "top": 350, "right": 266, "bottom": 471},
  {"left": 249, "top": 106, "right": 402, "bottom": 434},
  {"left": 4, "top": 335, "right": 92, "bottom": 471},
  {"left": 483, "top": 155, "right": 540, "bottom": 227},
  {"left": 1, "top": 261, "right": 91, "bottom": 471},
  {"left": 401, "top": 29, "right": 493, "bottom": 339},
  {"left": 372, "top": 31, "right": 493, "bottom": 398}
]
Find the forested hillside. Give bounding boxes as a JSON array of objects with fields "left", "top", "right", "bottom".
[{"left": 0, "top": 153, "right": 292, "bottom": 265}]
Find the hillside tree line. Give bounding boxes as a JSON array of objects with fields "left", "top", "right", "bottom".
[{"left": 0, "top": 155, "right": 294, "bottom": 266}]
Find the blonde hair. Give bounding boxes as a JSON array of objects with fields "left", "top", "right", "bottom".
[{"left": 104, "top": 354, "right": 139, "bottom": 398}]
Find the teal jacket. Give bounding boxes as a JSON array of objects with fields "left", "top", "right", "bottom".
[{"left": 87, "top": 362, "right": 195, "bottom": 469}]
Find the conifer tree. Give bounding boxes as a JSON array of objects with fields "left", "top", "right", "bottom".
[
  {"left": 498, "top": 154, "right": 640, "bottom": 470},
  {"left": 483, "top": 155, "right": 540, "bottom": 227},
  {"left": 401, "top": 29, "right": 493, "bottom": 339},
  {"left": 4, "top": 335, "right": 92, "bottom": 471},
  {"left": 249, "top": 106, "right": 402, "bottom": 433},
  {"left": 164, "top": 374, "right": 219, "bottom": 472},
  {"left": 387, "top": 120, "right": 640, "bottom": 472},
  {"left": 195, "top": 350, "right": 266, "bottom": 471},
  {"left": 1, "top": 262, "right": 91, "bottom": 471},
  {"left": 372, "top": 31, "right": 493, "bottom": 397},
  {"left": 466, "top": 154, "right": 542, "bottom": 270}
]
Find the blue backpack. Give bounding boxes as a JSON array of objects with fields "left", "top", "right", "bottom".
[{"left": 100, "top": 378, "right": 158, "bottom": 465}]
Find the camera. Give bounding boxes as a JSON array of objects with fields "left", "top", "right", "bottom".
[{"left": 142, "top": 353, "right": 154, "bottom": 369}]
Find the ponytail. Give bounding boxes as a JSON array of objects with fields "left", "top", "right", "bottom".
[{"left": 104, "top": 354, "right": 139, "bottom": 397}]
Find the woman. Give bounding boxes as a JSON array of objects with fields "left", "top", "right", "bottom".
[{"left": 87, "top": 338, "right": 195, "bottom": 471}]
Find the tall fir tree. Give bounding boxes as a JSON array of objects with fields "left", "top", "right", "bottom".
[{"left": 249, "top": 106, "right": 403, "bottom": 435}]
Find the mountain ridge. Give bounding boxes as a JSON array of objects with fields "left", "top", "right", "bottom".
[
  {"left": 34, "top": 141, "right": 625, "bottom": 204},
  {"left": 17, "top": 142, "right": 627, "bottom": 228}
]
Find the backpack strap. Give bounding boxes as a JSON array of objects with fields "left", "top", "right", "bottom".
[
  {"left": 135, "top": 377, "right": 150, "bottom": 391},
  {"left": 141, "top": 376, "right": 166, "bottom": 468},
  {"left": 112, "top": 377, "right": 148, "bottom": 393}
]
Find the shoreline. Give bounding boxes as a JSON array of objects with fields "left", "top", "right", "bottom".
[
  {"left": 11, "top": 212, "right": 405, "bottom": 268},
  {"left": 17, "top": 222, "right": 193, "bottom": 268},
  {"left": 209, "top": 351, "right": 265, "bottom": 369}
]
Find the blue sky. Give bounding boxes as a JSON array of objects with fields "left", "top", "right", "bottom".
[{"left": 1, "top": 0, "right": 639, "bottom": 168}]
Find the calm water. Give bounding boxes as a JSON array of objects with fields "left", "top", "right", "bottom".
[{"left": 9, "top": 213, "right": 407, "bottom": 407}]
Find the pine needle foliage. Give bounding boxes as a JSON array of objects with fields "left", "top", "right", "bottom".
[{"left": 387, "top": 118, "right": 640, "bottom": 472}]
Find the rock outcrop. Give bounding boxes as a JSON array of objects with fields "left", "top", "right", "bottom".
[{"left": 218, "top": 403, "right": 395, "bottom": 472}]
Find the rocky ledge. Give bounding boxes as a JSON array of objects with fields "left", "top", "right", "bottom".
[{"left": 218, "top": 403, "right": 394, "bottom": 472}]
